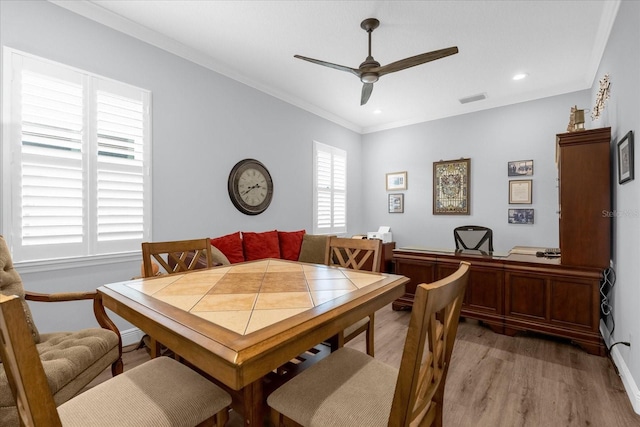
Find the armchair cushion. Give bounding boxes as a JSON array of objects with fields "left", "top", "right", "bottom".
[
  {"left": 0, "top": 328, "right": 120, "bottom": 426},
  {"left": 0, "top": 236, "right": 40, "bottom": 342},
  {"left": 243, "top": 230, "right": 281, "bottom": 261},
  {"left": 210, "top": 232, "right": 244, "bottom": 264},
  {"left": 278, "top": 230, "right": 306, "bottom": 261}
]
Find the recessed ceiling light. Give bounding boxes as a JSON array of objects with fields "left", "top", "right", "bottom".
[
  {"left": 373, "top": 109, "right": 382, "bottom": 114},
  {"left": 513, "top": 73, "right": 529, "bottom": 81}
]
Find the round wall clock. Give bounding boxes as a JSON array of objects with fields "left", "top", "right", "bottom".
[{"left": 228, "top": 158, "right": 273, "bottom": 215}]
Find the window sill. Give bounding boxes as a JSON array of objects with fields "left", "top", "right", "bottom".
[{"left": 14, "top": 252, "right": 141, "bottom": 274}]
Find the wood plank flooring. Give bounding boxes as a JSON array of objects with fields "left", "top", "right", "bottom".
[{"left": 85, "top": 305, "right": 640, "bottom": 426}]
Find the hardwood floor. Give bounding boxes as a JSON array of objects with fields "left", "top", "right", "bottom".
[{"left": 86, "top": 305, "right": 640, "bottom": 426}]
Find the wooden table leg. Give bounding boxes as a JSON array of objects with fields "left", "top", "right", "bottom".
[{"left": 242, "top": 379, "right": 264, "bottom": 426}]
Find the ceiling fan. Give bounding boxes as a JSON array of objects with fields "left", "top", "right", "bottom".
[{"left": 294, "top": 18, "right": 459, "bottom": 105}]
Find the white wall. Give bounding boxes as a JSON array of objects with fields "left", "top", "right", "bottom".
[
  {"left": 361, "top": 91, "right": 589, "bottom": 252},
  {"left": 591, "top": 0, "right": 640, "bottom": 413},
  {"left": 0, "top": 0, "right": 363, "bottom": 338}
]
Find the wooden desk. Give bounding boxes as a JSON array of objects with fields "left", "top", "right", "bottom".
[
  {"left": 98, "top": 259, "right": 408, "bottom": 425},
  {"left": 393, "top": 247, "right": 605, "bottom": 355}
]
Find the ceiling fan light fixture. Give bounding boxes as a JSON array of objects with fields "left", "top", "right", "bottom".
[{"left": 361, "top": 73, "right": 379, "bottom": 84}]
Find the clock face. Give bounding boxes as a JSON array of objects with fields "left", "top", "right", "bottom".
[{"left": 228, "top": 159, "right": 273, "bottom": 215}]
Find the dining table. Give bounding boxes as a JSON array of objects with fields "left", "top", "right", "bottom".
[{"left": 97, "top": 258, "right": 408, "bottom": 426}]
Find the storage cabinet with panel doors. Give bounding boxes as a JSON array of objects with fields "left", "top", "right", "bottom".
[
  {"left": 556, "top": 127, "right": 611, "bottom": 268},
  {"left": 393, "top": 248, "right": 605, "bottom": 355}
]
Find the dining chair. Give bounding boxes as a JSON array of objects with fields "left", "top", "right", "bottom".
[
  {"left": 324, "top": 237, "right": 383, "bottom": 356},
  {"left": 141, "top": 238, "right": 213, "bottom": 277},
  {"left": 140, "top": 238, "right": 214, "bottom": 358},
  {"left": 0, "top": 235, "right": 123, "bottom": 427},
  {"left": 0, "top": 293, "right": 231, "bottom": 427},
  {"left": 453, "top": 225, "right": 494, "bottom": 252},
  {"left": 267, "top": 261, "right": 470, "bottom": 427}
]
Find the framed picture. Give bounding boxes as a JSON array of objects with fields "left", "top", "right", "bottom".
[
  {"left": 508, "top": 208, "right": 534, "bottom": 224},
  {"left": 433, "top": 158, "right": 470, "bottom": 215},
  {"left": 386, "top": 171, "right": 407, "bottom": 191},
  {"left": 508, "top": 160, "right": 533, "bottom": 176},
  {"left": 617, "top": 130, "right": 634, "bottom": 184},
  {"left": 388, "top": 193, "right": 404, "bottom": 213},
  {"left": 509, "top": 179, "right": 532, "bottom": 204}
]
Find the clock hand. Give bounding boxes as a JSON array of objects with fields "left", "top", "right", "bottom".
[{"left": 241, "top": 184, "right": 259, "bottom": 195}]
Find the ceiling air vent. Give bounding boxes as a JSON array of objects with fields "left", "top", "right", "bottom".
[{"left": 459, "top": 93, "right": 487, "bottom": 104}]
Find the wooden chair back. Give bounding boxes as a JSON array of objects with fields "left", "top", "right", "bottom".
[
  {"left": 324, "top": 237, "right": 382, "bottom": 272},
  {"left": 0, "top": 294, "right": 64, "bottom": 427},
  {"left": 389, "top": 261, "right": 470, "bottom": 426},
  {"left": 141, "top": 238, "right": 213, "bottom": 277},
  {"left": 454, "top": 225, "right": 494, "bottom": 252}
]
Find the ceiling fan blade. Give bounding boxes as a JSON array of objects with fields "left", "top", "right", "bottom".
[
  {"left": 294, "top": 55, "right": 361, "bottom": 77},
  {"left": 377, "top": 46, "right": 458, "bottom": 77},
  {"left": 361, "top": 83, "right": 374, "bottom": 105}
]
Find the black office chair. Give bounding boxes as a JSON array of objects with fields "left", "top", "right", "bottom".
[{"left": 454, "top": 225, "right": 494, "bottom": 252}]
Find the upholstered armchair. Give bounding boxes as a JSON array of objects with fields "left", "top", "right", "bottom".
[{"left": 0, "top": 236, "right": 123, "bottom": 427}]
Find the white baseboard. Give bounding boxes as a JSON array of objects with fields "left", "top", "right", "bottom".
[
  {"left": 120, "top": 326, "right": 145, "bottom": 348},
  {"left": 600, "top": 319, "right": 640, "bottom": 414}
]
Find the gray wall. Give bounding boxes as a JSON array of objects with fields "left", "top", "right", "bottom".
[
  {"left": 361, "top": 91, "right": 589, "bottom": 252},
  {"left": 591, "top": 0, "right": 640, "bottom": 413},
  {"left": 0, "top": 0, "right": 362, "bottom": 336}
]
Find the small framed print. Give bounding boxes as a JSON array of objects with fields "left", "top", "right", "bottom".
[
  {"left": 388, "top": 193, "right": 404, "bottom": 213},
  {"left": 508, "top": 160, "right": 533, "bottom": 176},
  {"left": 509, "top": 179, "right": 532, "bottom": 204},
  {"left": 386, "top": 171, "right": 407, "bottom": 191},
  {"left": 508, "top": 208, "right": 534, "bottom": 224},
  {"left": 617, "top": 130, "right": 634, "bottom": 184}
]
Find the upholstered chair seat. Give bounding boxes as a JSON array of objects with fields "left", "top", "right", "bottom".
[
  {"left": 57, "top": 357, "right": 231, "bottom": 427},
  {"left": 268, "top": 347, "right": 397, "bottom": 426}
]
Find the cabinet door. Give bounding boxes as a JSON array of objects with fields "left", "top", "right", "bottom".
[
  {"left": 438, "top": 262, "right": 503, "bottom": 315},
  {"left": 557, "top": 128, "right": 611, "bottom": 268},
  {"left": 504, "top": 272, "right": 548, "bottom": 321},
  {"left": 393, "top": 258, "right": 436, "bottom": 310},
  {"left": 505, "top": 271, "right": 599, "bottom": 332},
  {"left": 549, "top": 277, "right": 599, "bottom": 331}
]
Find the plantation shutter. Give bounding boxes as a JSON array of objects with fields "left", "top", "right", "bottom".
[
  {"left": 313, "top": 141, "right": 347, "bottom": 235},
  {"left": 5, "top": 50, "right": 151, "bottom": 262},
  {"left": 94, "top": 80, "right": 148, "bottom": 254}
]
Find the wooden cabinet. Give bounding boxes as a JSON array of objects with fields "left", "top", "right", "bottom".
[
  {"left": 436, "top": 257, "right": 504, "bottom": 333},
  {"left": 393, "top": 252, "right": 436, "bottom": 310},
  {"left": 393, "top": 248, "right": 605, "bottom": 355},
  {"left": 557, "top": 127, "right": 611, "bottom": 268}
]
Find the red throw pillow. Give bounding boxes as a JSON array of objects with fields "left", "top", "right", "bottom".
[
  {"left": 278, "top": 230, "right": 306, "bottom": 261},
  {"left": 210, "top": 232, "right": 245, "bottom": 264},
  {"left": 243, "top": 230, "right": 281, "bottom": 261}
]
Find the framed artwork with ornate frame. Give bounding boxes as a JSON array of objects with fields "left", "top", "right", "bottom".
[{"left": 433, "top": 158, "right": 470, "bottom": 215}]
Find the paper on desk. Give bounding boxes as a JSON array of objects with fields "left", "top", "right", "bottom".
[{"left": 378, "top": 226, "right": 391, "bottom": 233}]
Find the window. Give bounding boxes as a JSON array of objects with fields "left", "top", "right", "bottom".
[
  {"left": 2, "top": 49, "right": 151, "bottom": 262},
  {"left": 313, "top": 141, "right": 346, "bottom": 235}
]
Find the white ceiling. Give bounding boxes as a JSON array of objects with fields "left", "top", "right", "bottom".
[{"left": 53, "top": 0, "right": 619, "bottom": 134}]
